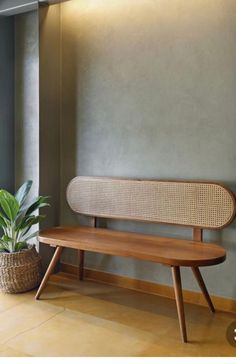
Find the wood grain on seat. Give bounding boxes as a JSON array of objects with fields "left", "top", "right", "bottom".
[{"left": 39, "top": 226, "right": 226, "bottom": 267}]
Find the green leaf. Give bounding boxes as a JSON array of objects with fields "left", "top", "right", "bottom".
[
  {"left": 15, "top": 180, "right": 32, "bottom": 206},
  {"left": 0, "top": 237, "right": 14, "bottom": 253},
  {"left": 25, "top": 196, "right": 50, "bottom": 216},
  {"left": 0, "top": 190, "right": 20, "bottom": 221},
  {"left": 16, "top": 215, "right": 45, "bottom": 243},
  {"left": 23, "top": 216, "right": 39, "bottom": 231},
  {"left": 0, "top": 241, "right": 6, "bottom": 252},
  {"left": 2, "top": 235, "right": 12, "bottom": 242},
  {"left": 16, "top": 215, "right": 32, "bottom": 231},
  {"left": 15, "top": 241, "right": 28, "bottom": 252},
  {"left": 0, "top": 213, "right": 7, "bottom": 228},
  {"left": 17, "top": 215, "right": 43, "bottom": 232}
]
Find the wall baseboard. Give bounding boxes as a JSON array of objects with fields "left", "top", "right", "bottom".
[{"left": 60, "top": 263, "right": 236, "bottom": 314}]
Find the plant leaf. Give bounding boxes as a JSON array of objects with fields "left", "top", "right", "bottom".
[
  {"left": 0, "top": 213, "right": 7, "bottom": 228},
  {"left": 25, "top": 196, "right": 50, "bottom": 216},
  {"left": 16, "top": 215, "right": 44, "bottom": 232},
  {"left": 2, "top": 235, "right": 13, "bottom": 242},
  {"left": 15, "top": 180, "right": 33, "bottom": 206},
  {"left": 0, "top": 242, "right": 7, "bottom": 252},
  {"left": 16, "top": 215, "right": 45, "bottom": 241},
  {"left": 0, "top": 237, "right": 14, "bottom": 253},
  {"left": 0, "top": 190, "right": 20, "bottom": 221},
  {"left": 15, "top": 241, "right": 28, "bottom": 252}
]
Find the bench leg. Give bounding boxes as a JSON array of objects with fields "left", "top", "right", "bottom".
[
  {"left": 171, "top": 266, "right": 187, "bottom": 343},
  {"left": 35, "top": 246, "right": 63, "bottom": 300},
  {"left": 79, "top": 250, "right": 85, "bottom": 281},
  {"left": 191, "top": 267, "right": 215, "bottom": 313}
]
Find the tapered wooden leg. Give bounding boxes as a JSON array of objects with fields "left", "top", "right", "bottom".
[
  {"left": 35, "top": 246, "right": 63, "bottom": 300},
  {"left": 79, "top": 250, "right": 84, "bottom": 281},
  {"left": 171, "top": 266, "right": 187, "bottom": 343},
  {"left": 191, "top": 267, "right": 215, "bottom": 313}
]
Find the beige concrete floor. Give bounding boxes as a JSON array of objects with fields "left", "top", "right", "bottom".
[{"left": 0, "top": 272, "right": 235, "bottom": 357}]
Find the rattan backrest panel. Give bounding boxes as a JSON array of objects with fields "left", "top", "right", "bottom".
[{"left": 66, "top": 177, "right": 235, "bottom": 229}]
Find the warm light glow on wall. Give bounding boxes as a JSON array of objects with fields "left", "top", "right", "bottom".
[
  {"left": 61, "top": 0, "right": 140, "bottom": 16},
  {"left": 61, "top": 0, "right": 218, "bottom": 29},
  {"left": 62, "top": 0, "right": 111, "bottom": 12}
]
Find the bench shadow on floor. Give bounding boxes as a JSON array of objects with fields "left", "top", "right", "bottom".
[
  {"left": 41, "top": 273, "right": 236, "bottom": 353},
  {"left": 0, "top": 272, "right": 235, "bottom": 357}
]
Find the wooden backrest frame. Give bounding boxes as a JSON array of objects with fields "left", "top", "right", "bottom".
[{"left": 66, "top": 176, "right": 236, "bottom": 230}]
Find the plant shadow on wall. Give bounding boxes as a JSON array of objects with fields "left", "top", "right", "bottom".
[{"left": 0, "top": 180, "right": 50, "bottom": 293}]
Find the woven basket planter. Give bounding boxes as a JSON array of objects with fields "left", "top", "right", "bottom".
[{"left": 0, "top": 246, "right": 42, "bottom": 293}]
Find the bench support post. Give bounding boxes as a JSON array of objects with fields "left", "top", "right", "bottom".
[
  {"left": 192, "top": 228, "right": 215, "bottom": 313},
  {"left": 191, "top": 267, "right": 215, "bottom": 313},
  {"left": 79, "top": 216, "right": 97, "bottom": 281},
  {"left": 35, "top": 246, "right": 63, "bottom": 300},
  {"left": 171, "top": 266, "right": 187, "bottom": 343}
]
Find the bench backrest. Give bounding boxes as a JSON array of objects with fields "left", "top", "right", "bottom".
[{"left": 66, "top": 176, "right": 236, "bottom": 229}]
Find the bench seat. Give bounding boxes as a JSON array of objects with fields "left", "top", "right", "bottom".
[{"left": 39, "top": 226, "right": 226, "bottom": 267}]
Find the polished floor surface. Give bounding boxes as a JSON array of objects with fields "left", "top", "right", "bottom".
[{"left": 0, "top": 272, "right": 235, "bottom": 357}]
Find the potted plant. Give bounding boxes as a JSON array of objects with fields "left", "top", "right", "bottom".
[{"left": 0, "top": 180, "right": 49, "bottom": 293}]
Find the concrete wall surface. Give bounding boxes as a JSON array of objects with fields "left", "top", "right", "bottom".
[{"left": 59, "top": 0, "right": 236, "bottom": 299}]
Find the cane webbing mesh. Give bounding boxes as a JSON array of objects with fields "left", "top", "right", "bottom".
[{"left": 67, "top": 177, "right": 235, "bottom": 229}]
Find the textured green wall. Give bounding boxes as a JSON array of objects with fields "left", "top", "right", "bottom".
[
  {"left": 0, "top": 17, "right": 14, "bottom": 191},
  {"left": 58, "top": 0, "right": 236, "bottom": 299}
]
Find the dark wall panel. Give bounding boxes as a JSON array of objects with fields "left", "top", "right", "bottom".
[{"left": 0, "top": 17, "right": 14, "bottom": 191}]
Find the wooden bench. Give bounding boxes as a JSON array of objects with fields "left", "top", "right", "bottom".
[{"left": 35, "top": 176, "right": 235, "bottom": 343}]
